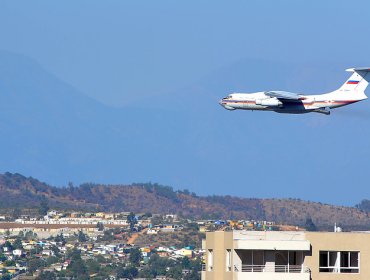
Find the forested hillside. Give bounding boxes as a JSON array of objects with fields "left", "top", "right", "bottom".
[{"left": 1, "top": 172, "right": 369, "bottom": 230}]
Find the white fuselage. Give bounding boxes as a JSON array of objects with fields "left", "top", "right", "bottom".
[
  {"left": 219, "top": 90, "right": 367, "bottom": 115},
  {"left": 220, "top": 68, "right": 369, "bottom": 115}
]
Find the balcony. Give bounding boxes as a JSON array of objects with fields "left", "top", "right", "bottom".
[{"left": 234, "top": 264, "right": 311, "bottom": 280}]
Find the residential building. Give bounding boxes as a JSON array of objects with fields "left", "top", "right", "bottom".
[
  {"left": 202, "top": 230, "right": 370, "bottom": 280},
  {"left": 12, "top": 249, "right": 23, "bottom": 257},
  {"left": 175, "top": 248, "right": 194, "bottom": 258}
]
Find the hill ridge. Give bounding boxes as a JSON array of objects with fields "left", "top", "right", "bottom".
[{"left": 1, "top": 172, "right": 369, "bottom": 231}]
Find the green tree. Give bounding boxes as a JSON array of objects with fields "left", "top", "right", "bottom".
[
  {"left": 182, "top": 256, "right": 191, "bottom": 269},
  {"left": 54, "top": 233, "right": 66, "bottom": 245},
  {"left": 67, "top": 248, "right": 81, "bottom": 260},
  {"left": 147, "top": 253, "right": 172, "bottom": 276},
  {"left": 138, "top": 266, "right": 154, "bottom": 279},
  {"left": 190, "top": 257, "right": 202, "bottom": 272},
  {"left": 50, "top": 245, "right": 60, "bottom": 257},
  {"left": 86, "top": 259, "right": 100, "bottom": 274},
  {"left": 28, "top": 258, "right": 45, "bottom": 273},
  {"left": 151, "top": 215, "right": 164, "bottom": 226},
  {"left": 66, "top": 249, "right": 89, "bottom": 279},
  {"left": 98, "top": 229, "right": 114, "bottom": 242},
  {"left": 25, "top": 230, "right": 37, "bottom": 240},
  {"left": 30, "top": 245, "right": 43, "bottom": 255},
  {"left": 96, "top": 222, "right": 104, "bottom": 231},
  {"left": 68, "top": 258, "right": 88, "bottom": 279},
  {"left": 17, "top": 231, "right": 24, "bottom": 240},
  {"left": 305, "top": 217, "right": 318, "bottom": 231},
  {"left": 127, "top": 212, "right": 137, "bottom": 231},
  {"left": 13, "top": 237, "right": 23, "bottom": 250},
  {"left": 127, "top": 266, "right": 138, "bottom": 278},
  {"left": 1, "top": 274, "right": 11, "bottom": 280},
  {"left": 39, "top": 196, "right": 50, "bottom": 216},
  {"left": 95, "top": 254, "right": 108, "bottom": 264},
  {"left": 3, "top": 241, "right": 13, "bottom": 251},
  {"left": 36, "top": 271, "right": 56, "bottom": 280},
  {"left": 184, "top": 269, "right": 200, "bottom": 280},
  {"left": 129, "top": 247, "right": 142, "bottom": 266},
  {"left": 46, "top": 256, "right": 60, "bottom": 266},
  {"left": 78, "top": 230, "right": 88, "bottom": 242},
  {"left": 116, "top": 266, "right": 130, "bottom": 279},
  {"left": 3, "top": 260, "right": 15, "bottom": 267},
  {"left": 117, "top": 266, "right": 138, "bottom": 280},
  {"left": 167, "top": 265, "right": 182, "bottom": 279}
]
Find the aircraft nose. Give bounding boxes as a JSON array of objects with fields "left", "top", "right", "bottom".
[{"left": 219, "top": 99, "right": 236, "bottom": 110}]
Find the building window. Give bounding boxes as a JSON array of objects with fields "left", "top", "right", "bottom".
[
  {"left": 226, "top": 249, "right": 231, "bottom": 271},
  {"left": 208, "top": 249, "right": 213, "bottom": 271},
  {"left": 319, "top": 251, "right": 359, "bottom": 273}
]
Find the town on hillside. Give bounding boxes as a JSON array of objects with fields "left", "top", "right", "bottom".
[{"left": 0, "top": 207, "right": 285, "bottom": 280}]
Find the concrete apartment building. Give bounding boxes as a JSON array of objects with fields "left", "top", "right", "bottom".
[{"left": 202, "top": 230, "right": 370, "bottom": 280}]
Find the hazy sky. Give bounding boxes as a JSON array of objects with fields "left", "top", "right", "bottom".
[
  {"left": 1, "top": 1, "right": 370, "bottom": 206},
  {"left": 1, "top": 0, "right": 369, "bottom": 106}
]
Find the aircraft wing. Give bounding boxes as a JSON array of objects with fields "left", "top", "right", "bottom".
[{"left": 265, "top": 91, "right": 305, "bottom": 101}]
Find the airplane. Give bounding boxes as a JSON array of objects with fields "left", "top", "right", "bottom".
[{"left": 219, "top": 68, "right": 370, "bottom": 115}]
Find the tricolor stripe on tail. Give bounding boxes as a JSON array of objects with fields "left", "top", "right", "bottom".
[{"left": 339, "top": 67, "right": 370, "bottom": 92}]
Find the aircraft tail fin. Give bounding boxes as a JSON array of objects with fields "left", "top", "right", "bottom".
[{"left": 338, "top": 67, "right": 370, "bottom": 93}]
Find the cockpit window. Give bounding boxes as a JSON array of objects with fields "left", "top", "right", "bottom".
[{"left": 223, "top": 95, "right": 233, "bottom": 99}]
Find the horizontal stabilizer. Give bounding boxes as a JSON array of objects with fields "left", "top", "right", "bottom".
[{"left": 346, "top": 67, "right": 370, "bottom": 72}]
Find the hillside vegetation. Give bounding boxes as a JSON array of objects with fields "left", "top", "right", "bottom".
[{"left": 1, "top": 172, "right": 369, "bottom": 230}]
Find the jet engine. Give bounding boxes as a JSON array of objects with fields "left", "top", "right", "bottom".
[{"left": 256, "top": 98, "right": 283, "bottom": 107}]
